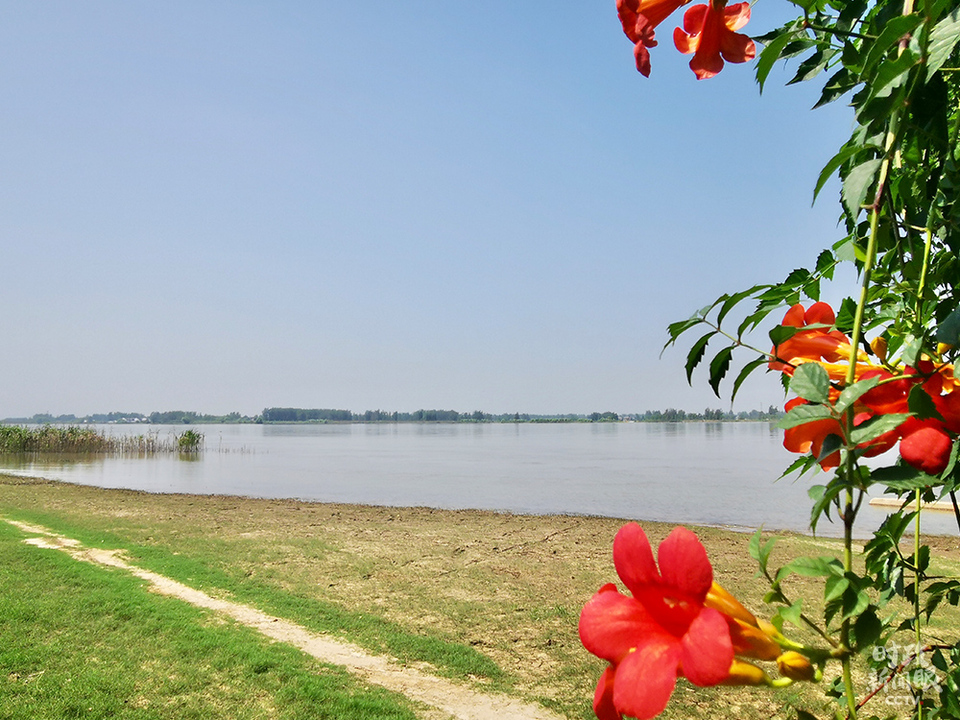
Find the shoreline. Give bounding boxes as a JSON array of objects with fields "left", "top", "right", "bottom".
[
  {"left": 2, "top": 473, "right": 956, "bottom": 543},
  {"left": 2, "top": 473, "right": 958, "bottom": 720}
]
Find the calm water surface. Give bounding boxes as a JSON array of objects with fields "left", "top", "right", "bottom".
[{"left": 1, "top": 422, "right": 955, "bottom": 536}]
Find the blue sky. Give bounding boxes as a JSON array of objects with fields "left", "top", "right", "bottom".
[{"left": 0, "top": 2, "right": 854, "bottom": 417}]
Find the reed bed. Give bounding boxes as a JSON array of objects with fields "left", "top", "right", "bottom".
[{"left": 0, "top": 425, "right": 202, "bottom": 455}]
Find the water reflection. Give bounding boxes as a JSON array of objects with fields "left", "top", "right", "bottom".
[{"left": 0, "top": 422, "right": 955, "bottom": 537}]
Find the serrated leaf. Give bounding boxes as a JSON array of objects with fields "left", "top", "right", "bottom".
[
  {"left": 663, "top": 316, "right": 704, "bottom": 351},
  {"left": 842, "top": 158, "right": 882, "bottom": 217},
  {"left": 860, "top": 14, "right": 923, "bottom": 77},
  {"left": 825, "top": 574, "right": 850, "bottom": 602},
  {"left": 852, "top": 608, "right": 882, "bottom": 649},
  {"left": 749, "top": 529, "right": 777, "bottom": 575},
  {"left": 731, "top": 357, "right": 767, "bottom": 403},
  {"left": 709, "top": 347, "right": 733, "bottom": 398},
  {"left": 850, "top": 413, "right": 911, "bottom": 445},
  {"left": 778, "top": 599, "right": 804, "bottom": 627},
  {"left": 717, "top": 285, "right": 766, "bottom": 326},
  {"left": 757, "top": 33, "right": 795, "bottom": 94},
  {"left": 936, "top": 306, "right": 960, "bottom": 346},
  {"left": 814, "top": 67, "right": 857, "bottom": 109},
  {"left": 790, "top": 362, "right": 831, "bottom": 403},
  {"left": 841, "top": 587, "right": 871, "bottom": 621},
  {"left": 908, "top": 384, "right": 944, "bottom": 421},
  {"left": 780, "top": 454, "right": 818, "bottom": 479},
  {"left": 769, "top": 323, "right": 801, "bottom": 346},
  {"left": 818, "top": 433, "right": 843, "bottom": 462},
  {"left": 810, "top": 481, "right": 845, "bottom": 531},
  {"left": 756, "top": 30, "right": 799, "bottom": 93},
  {"left": 927, "top": 7, "right": 960, "bottom": 80},
  {"left": 778, "top": 403, "right": 834, "bottom": 430},
  {"left": 900, "top": 335, "right": 922, "bottom": 367},
  {"left": 815, "top": 144, "right": 862, "bottom": 204},
  {"left": 864, "top": 49, "right": 919, "bottom": 105},
  {"left": 834, "top": 375, "right": 881, "bottom": 415},
  {"left": 815, "top": 249, "right": 835, "bottom": 276},
  {"left": 776, "top": 556, "right": 843, "bottom": 583},
  {"left": 871, "top": 465, "right": 940, "bottom": 491},
  {"left": 685, "top": 332, "right": 715, "bottom": 385}
]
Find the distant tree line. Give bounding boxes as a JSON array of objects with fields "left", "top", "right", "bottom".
[
  {"left": 3, "top": 405, "right": 785, "bottom": 425},
  {"left": 628, "top": 406, "right": 784, "bottom": 422}
]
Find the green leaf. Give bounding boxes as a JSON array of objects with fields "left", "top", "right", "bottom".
[
  {"left": 926, "top": 7, "right": 960, "bottom": 80},
  {"left": 814, "top": 144, "right": 862, "bottom": 203},
  {"left": 850, "top": 413, "right": 911, "bottom": 445},
  {"left": 685, "top": 332, "right": 715, "bottom": 385},
  {"left": 825, "top": 574, "right": 850, "bottom": 602},
  {"left": 900, "top": 335, "right": 922, "bottom": 367},
  {"left": 871, "top": 465, "right": 939, "bottom": 491},
  {"left": 908, "top": 384, "right": 944, "bottom": 421},
  {"left": 936, "top": 306, "right": 960, "bottom": 346},
  {"left": 769, "top": 323, "right": 801, "bottom": 346},
  {"left": 860, "top": 14, "right": 922, "bottom": 77},
  {"left": 834, "top": 375, "right": 881, "bottom": 415},
  {"left": 709, "top": 347, "right": 733, "bottom": 398},
  {"left": 777, "top": 599, "right": 804, "bottom": 627},
  {"left": 731, "top": 357, "right": 768, "bottom": 403},
  {"left": 749, "top": 529, "right": 777, "bottom": 575},
  {"left": 790, "top": 362, "right": 831, "bottom": 404},
  {"left": 814, "top": 67, "right": 857, "bottom": 109},
  {"left": 778, "top": 403, "right": 834, "bottom": 430},
  {"left": 717, "top": 285, "right": 767, "bottom": 326},
  {"left": 756, "top": 31, "right": 799, "bottom": 93},
  {"left": 842, "top": 158, "right": 882, "bottom": 217},
  {"left": 814, "top": 249, "right": 835, "bottom": 278},
  {"left": 780, "top": 454, "right": 818, "bottom": 479},
  {"left": 841, "top": 587, "right": 870, "bottom": 621},
  {"left": 852, "top": 608, "right": 882, "bottom": 649},
  {"left": 864, "top": 49, "right": 919, "bottom": 104},
  {"left": 776, "top": 556, "right": 843, "bottom": 583},
  {"left": 817, "top": 433, "right": 843, "bottom": 463}
]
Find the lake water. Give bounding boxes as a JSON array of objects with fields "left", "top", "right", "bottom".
[{"left": 1, "top": 422, "right": 956, "bottom": 537}]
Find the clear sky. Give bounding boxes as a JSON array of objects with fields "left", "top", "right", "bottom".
[{"left": 0, "top": 2, "right": 854, "bottom": 417}]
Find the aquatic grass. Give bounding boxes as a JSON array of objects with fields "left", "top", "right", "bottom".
[{"left": 0, "top": 425, "right": 200, "bottom": 455}]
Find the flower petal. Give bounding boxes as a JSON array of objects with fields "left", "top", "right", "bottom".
[
  {"left": 613, "top": 522, "right": 660, "bottom": 596},
  {"left": 722, "top": 1, "right": 751, "bottom": 32},
  {"left": 679, "top": 608, "right": 733, "bottom": 686},
  {"left": 613, "top": 636, "right": 681, "bottom": 720},
  {"left": 593, "top": 665, "right": 622, "bottom": 720},
  {"left": 657, "top": 526, "right": 712, "bottom": 600},
  {"left": 899, "top": 420, "right": 953, "bottom": 475},
  {"left": 579, "top": 584, "right": 658, "bottom": 663}
]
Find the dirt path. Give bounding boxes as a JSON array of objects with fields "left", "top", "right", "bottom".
[{"left": 6, "top": 518, "right": 566, "bottom": 720}]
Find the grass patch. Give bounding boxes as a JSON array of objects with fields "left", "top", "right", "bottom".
[
  {"left": 1, "top": 476, "right": 958, "bottom": 719},
  {"left": 0, "top": 521, "right": 420, "bottom": 720}
]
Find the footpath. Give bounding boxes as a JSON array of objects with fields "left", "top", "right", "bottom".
[{"left": 5, "top": 519, "right": 565, "bottom": 720}]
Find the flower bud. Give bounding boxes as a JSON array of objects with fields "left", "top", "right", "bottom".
[
  {"left": 776, "top": 651, "right": 817, "bottom": 682},
  {"left": 728, "top": 618, "right": 781, "bottom": 660},
  {"left": 871, "top": 336, "right": 888, "bottom": 362},
  {"left": 722, "top": 659, "right": 769, "bottom": 686}
]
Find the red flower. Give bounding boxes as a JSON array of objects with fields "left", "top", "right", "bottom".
[
  {"left": 782, "top": 398, "right": 897, "bottom": 469},
  {"left": 673, "top": 0, "right": 755, "bottom": 79},
  {"left": 898, "top": 418, "right": 954, "bottom": 475},
  {"left": 617, "top": 0, "right": 691, "bottom": 76},
  {"left": 579, "top": 524, "right": 733, "bottom": 720},
  {"left": 769, "top": 303, "right": 856, "bottom": 378}
]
